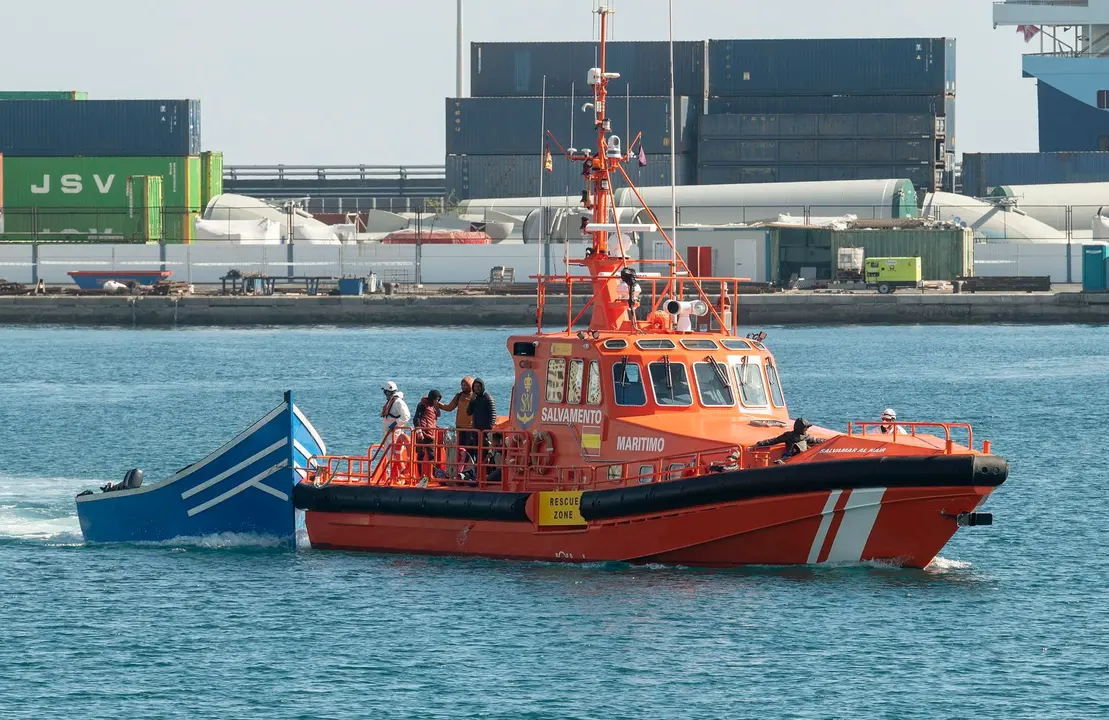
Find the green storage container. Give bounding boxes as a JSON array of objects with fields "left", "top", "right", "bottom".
[
  {"left": 200, "top": 151, "right": 224, "bottom": 210},
  {"left": 1, "top": 156, "right": 199, "bottom": 243},
  {"left": 126, "top": 175, "right": 164, "bottom": 242},
  {"left": 0, "top": 91, "right": 87, "bottom": 100},
  {"left": 829, "top": 228, "right": 972, "bottom": 282}
]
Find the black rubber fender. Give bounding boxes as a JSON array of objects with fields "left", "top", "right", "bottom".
[
  {"left": 580, "top": 454, "right": 1008, "bottom": 522},
  {"left": 293, "top": 483, "right": 530, "bottom": 523}
]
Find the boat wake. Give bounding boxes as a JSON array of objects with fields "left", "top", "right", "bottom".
[{"left": 925, "top": 556, "right": 973, "bottom": 573}]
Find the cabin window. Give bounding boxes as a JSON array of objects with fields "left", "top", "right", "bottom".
[
  {"left": 567, "top": 359, "right": 584, "bottom": 404},
  {"left": 721, "top": 339, "right": 752, "bottom": 350},
  {"left": 693, "top": 361, "right": 735, "bottom": 407},
  {"left": 603, "top": 339, "right": 628, "bottom": 350},
  {"left": 667, "top": 462, "right": 686, "bottom": 481},
  {"left": 607, "top": 465, "right": 623, "bottom": 481},
  {"left": 612, "top": 360, "right": 647, "bottom": 406},
  {"left": 735, "top": 359, "right": 769, "bottom": 407},
  {"left": 638, "top": 464, "right": 655, "bottom": 484},
  {"left": 766, "top": 361, "right": 786, "bottom": 407},
  {"left": 648, "top": 360, "right": 693, "bottom": 407},
  {"left": 545, "top": 359, "right": 566, "bottom": 403},
  {"left": 587, "top": 360, "right": 602, "bottom": 405},
  {"left": 636, "top": 338, "right": 677, "bottom": 350},
  {"left": 681, "top": 339, "right": 719, "bottom": 350}
]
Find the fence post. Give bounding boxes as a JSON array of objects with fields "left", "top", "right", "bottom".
[{"left": 31, "top": 243, "right": 38, "bottom": 284}]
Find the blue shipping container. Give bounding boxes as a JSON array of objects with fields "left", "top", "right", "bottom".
[
  {"left": 698, "top": 113, "right": 937, "bottom": 140},
  {"left": 446, "top": 153, "right": 694, "bottom": 200},
  {"left": 707, "top": 94, "right": 948, "bottom": 115},
  {"left": 696, "top": 163, "right": 935, "bottom": 191},
  {"left": 708, "top": 38, "right": 951, "bottom": 96},
  {"left": 471, "top": 41, "right": 706, "bottom": 98},
  {"left": 0, "top": 99, "right": 200, "bottom": 157},
  {"left": 446, "top": 96, "right": 697, "bottom": 156},
  {"left": 961, "top": 152, "right": 1109, "bottom": 198}
]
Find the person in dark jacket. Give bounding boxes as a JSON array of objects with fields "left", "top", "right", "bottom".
[
  {"left": 466, "top": 378, "right": 497, "bottom": 479},
  {"left": 750, "top": 418, "right": 827, "bottom": 462}
]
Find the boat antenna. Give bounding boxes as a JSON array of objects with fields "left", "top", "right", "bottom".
[{"left": 667, "top": 0, "right": 677, "bottom": 298}]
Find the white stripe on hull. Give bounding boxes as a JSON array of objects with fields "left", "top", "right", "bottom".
[
  {"left": 826, "top": 487, "right": 887, "bottom": 564},
  {"left": 807, "top": 490, "right": 843, "bottom": 564},
  {"left": 186, "top": 461, "right": 289, "bottom": 517}
]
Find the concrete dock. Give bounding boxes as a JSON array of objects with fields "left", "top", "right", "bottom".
[{"left": 1, "top": 290, "right": 1109, "bottom": 326}]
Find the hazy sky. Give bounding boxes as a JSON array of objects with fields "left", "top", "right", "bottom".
[{"left": 4, "top": 0, "right": 1036, "bottom": 165}]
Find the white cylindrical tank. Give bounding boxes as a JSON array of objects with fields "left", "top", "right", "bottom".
[
  {"left": 923, "top": 192, "right": 1065, "bottom": 243},
  {"left": 618, "top": 179, "right": 919, "bottom": 226},
  {"left": 460, "top": 179, "right": 918, "bottom": 225},
  {"left": 991, "top": 183, "right": 1109, "bottom": 232}
]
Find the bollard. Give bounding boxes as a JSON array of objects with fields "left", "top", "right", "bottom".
[{"left": 983, "top": 440, "right": 991, "bottom": 455}]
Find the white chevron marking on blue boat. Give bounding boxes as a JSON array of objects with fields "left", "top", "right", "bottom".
[
  {"left": 180, "top": 439, "right": 288, "bottom": 500},
  {"left": 294, "top": 405, "right": 326, "bottom": 455},
  {"left": 170, "top": 403, "right": 289, "bottom": 484},
  {"left": 292, "top": 439, "right": 314, "bottom": 463},
  {"left": 186, "top": 461, "right": 289, "bottom": 517}
]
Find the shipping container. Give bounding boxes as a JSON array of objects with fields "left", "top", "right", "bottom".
[
  {"left": 446, "top": 153, "right": 694, "bottom": 200},
  {"left": 2, "top": 156, "right": 200, "bottom": 242},
  {"left": 708, "top": 38, "right": 951, "bottom": 96},
  {"left": 471, "top": 41, "right": 706, "bottom": 98},
  {"left": 201, "top": 151, "right": 224, "bottom": 210},
  {"left": 697, "top": 162, "right": 934, "bottom": 190},
  {"left": 126, "top": 175, "right": 164, "bottom": 241},
  {"left": 773, "top": 226, "right": 971, "bottom": 281},
  {"left": 697, "top": 138, "right": 937, "bottom": 165},
  {"left": 446, "top": 96, "right": 698, "bottom": 156},
  {"left": 0, "top": 154, "right": 4, "bottom": 215},
  {"left": 698, "top": 113, "right": 939, "bottom": 141},
  {"left": 960, "top": 151, "right": 1109, "bottom": 198},
  {"left": 707, "top": 94, "right": 948, "bottom": 115},
  {"left": 0, "top": 99, "right": 200, "bottom": 157},
  {"left": 0, "top": 91, "right": 87, "bottom": 100}
]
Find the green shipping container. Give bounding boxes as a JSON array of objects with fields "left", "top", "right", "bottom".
[
  {"left": 829, "top": 228, "right": 973, "bottom": 282},
  {"left": 775, "top": 226, "right": 973, "bottom": 282},
  {"left": 200, "top": 151, "right": 224, "bottom": 210},
  {"left": 0, "top": 91, "right": 87, "bottom": 100},
  {"left": 127, "top": 175, "right": 164, "bottom": 242},
  {"left": 2, "top": 156, "right": 200, "bottom": 243}
]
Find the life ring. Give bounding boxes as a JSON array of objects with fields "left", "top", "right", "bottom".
[
  {"left": 502, "top": 433, "right": 529, "bottom": 477},
  {"left": 646, "top": 310, "right": 673, "bottom": 332},
  {"left": 529, "top": 430, "right": 556, "bottom": 475}
]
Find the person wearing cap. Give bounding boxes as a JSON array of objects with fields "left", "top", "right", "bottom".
[
  {"left": 710, "top": 447, "right": 742, "bottom": 473},
  {"left": 879, "top": 408, "right": 909, "bottom": 435},
  {"left": 750, "top": 417, "right": 827, "bottom": 462}
]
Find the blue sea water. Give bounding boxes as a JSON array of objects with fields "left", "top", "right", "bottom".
[{"left": 0, "top": 324, "right": 1106, "bottom": 719}]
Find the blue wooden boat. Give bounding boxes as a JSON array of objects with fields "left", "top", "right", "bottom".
[{"left": 76, "top": 391, "right": 326, "bottom": 544}]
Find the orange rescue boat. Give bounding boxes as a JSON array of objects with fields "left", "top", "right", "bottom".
[{"left": 292, "top": 7, "right": 1007, "bottom": 568}]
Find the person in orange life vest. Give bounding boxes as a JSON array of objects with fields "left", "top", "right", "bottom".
[{"left": 380, "top": 381, "right": 412, "bottom": 472}]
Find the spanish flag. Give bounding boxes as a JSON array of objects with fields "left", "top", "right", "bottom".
[{"left": 544, "top": 145, "right": 553, "bottom": 173}]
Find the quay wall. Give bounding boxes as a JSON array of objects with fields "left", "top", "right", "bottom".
[{"left": 1, "top": 292, "right": 1109, "bottom": 327}]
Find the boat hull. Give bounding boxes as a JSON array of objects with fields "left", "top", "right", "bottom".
[
  {"left": 76, "top": 392, "right": 327, "bottom": 544},
  {"left": 296, "top": 455, "right": 1007, "bottom": 568}
]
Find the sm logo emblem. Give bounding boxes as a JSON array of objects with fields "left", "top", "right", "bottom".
[{"left": 513, "top": 370, "right": 538, "bottom": 429}]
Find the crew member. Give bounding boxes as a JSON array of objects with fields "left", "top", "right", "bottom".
[
  {"left": 750, "top": 418, "right": 826, "bottom": 462},
  {"left": 879, "top": 408, "right": 909, "bottom": 435},
  {"left": 380, "top": 380, "right": 411, "bottom": 438}
]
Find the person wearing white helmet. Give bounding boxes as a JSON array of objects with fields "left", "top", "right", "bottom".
[
  {"left": 380, "top": 381, "right": 412, "bottom": 437},
  {"left": 879, "top": 408, "right": 909, "bottom": 435}
]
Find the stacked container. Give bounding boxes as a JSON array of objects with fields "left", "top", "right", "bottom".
[
  {"left": 201, "top": 151, "right": 224, "bottom": 211},
  {"left": 704, "top": 38, "right": 956, "bottom": 196},
  {"left": 451, "top": 40, "right": 703, "bottom": 200},
  {"left": 0, "top": 95, "right": 207, "bottom": 243}
]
